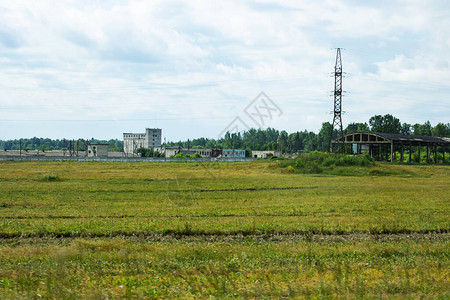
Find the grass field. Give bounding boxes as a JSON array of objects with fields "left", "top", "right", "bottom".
[{"left": 0, "top": 160, "right": 449, "bottom": 298}]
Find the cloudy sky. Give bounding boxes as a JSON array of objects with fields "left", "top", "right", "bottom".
[{"left": 0, "top": 0, "right": 449, "bottom": 141}]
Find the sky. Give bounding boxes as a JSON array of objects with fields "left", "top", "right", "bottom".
[{"left": 0, "top": 0, "right": 449, "bottom": 142}]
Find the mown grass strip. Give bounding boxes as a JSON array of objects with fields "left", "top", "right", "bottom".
[
  {"left": 0, "top": 161, "right": 448, "bottom": 298},
  {"left": 0, "top": 237, "right": 448, "bottom": 298}
]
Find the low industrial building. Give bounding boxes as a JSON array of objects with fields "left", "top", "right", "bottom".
[
  {"left": 87, "top": 144, "right": 109, "bottom": 158},
  {"left": 0, "top": 149, "right": 87, "bottom": 157},
  {"left": 165, "top": 147, "right": 212, "bottom": 158},
  {"left": 164, "top": 148, "right": 246, "bottom": 158},
  {"left": 222, "top": 149, "right": 246, "bottom": 158},
  {"left": 252, "top": 150, "right": 281, "bottom": 158}
]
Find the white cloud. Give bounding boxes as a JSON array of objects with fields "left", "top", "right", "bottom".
[{"left": 0, "top": 0, "right": 449, "bottom": 140}]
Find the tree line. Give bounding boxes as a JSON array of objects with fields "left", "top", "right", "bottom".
[
  {"left": 1, "top": 114, "right": 449, "bottom": 153},
  {"left": 0, "top": 138, "right": 123, "bottom": 152},
  {"left": 167, "top": 114, "right": 450, "bottom": 153}
]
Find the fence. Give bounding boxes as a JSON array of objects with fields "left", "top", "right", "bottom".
[{"left": 0, "top": 156, "right": 255, "bottom": 162}]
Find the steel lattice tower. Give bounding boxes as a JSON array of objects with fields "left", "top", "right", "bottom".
[{"left": 329, "top": 48, "right": 344, "bottom": 152}]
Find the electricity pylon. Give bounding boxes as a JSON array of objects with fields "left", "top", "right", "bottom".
[{"left": 329, "top": 48, "right": 344, "bottom": 152}]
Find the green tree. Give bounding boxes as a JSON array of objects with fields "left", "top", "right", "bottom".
[
  {"left": 345, "top": 122, "right": 370, "bottom": 134},
  {"left": 412, "top": 121, "right": 432, "bottom": 136},
  {"left": 288, "top": 132, "right": 303, "bottom": 153},
  {"left": 304, "top": 131, "right": 318, "bottom": 152},
  {"left": 242, "top": 128, "right": 256, "bottom": 149},
  {"left": 136, "top": 147, "right": 163, "bottom": 157},
  {"left": 317, "top": 122, "right": 332, "bottom": 152},
  {"left": 400, "top": 123, "right": 412, "bottom": 135},
  {"left": 431, "top": 122, "right": 450, "bottom": 137},
  {"left": 277, "top": 130, "right": 288, "bottom": 152},
  {"left": 369, "top": 114, "right": 402, "bottom": 133}
]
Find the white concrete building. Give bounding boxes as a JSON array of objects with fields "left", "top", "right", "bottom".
[
  {"left": 123, "top": 128, "right": 162, "bottom": 155},
  {"left": 251, "top": 150, "right": 281, "bottom": 158},
  {"left": 87, "top": 144, "right": 109, "bottom": 157}
]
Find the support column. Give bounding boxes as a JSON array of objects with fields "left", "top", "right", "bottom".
[
  {"left": 443, "top": 148, "right": 446, "bottom": 163},
  {"left": 418, "top": 146, "right": 421, "bottom": 163},
  {"left": 386, "top": 144, "right": 389, "bottom": 162},
  {"left": 394, "top": 145, "right": 397, "bottom": 162},
  {"left": 390, "top": 141, "right": 394, "bottom": 163},
  {"left": 400, "top": 143, "right": 404, "bottom": 162},
  {"left": 426, "top": 145, "right": 429, "bottom": 164},
  {"left": 409, "top": 144, "right": 412, "bottom": 163},
  {"left": 434, "top": 144, "right": 437, "bottom": 164},
  {"left": 386, "top": 144, "right": 388, "bottom": 162},
  {"left": 377, "top": 144, "right": 380, "bottom": 161}
]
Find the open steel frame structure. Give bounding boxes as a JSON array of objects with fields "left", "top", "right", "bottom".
[{"left": 332, "top": 132, "right": 450, "bottom": 163}]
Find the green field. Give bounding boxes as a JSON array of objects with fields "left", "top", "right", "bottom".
[{"left": 0, "top": 160, "right": 449, "bottom": 298}]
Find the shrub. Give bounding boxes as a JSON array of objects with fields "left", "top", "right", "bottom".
[
  {"left": 42, "top": 173, "right": 60, "bottom": 181},
  {"left": 280, "top": 152, "right": 374, "bottom": 174},
  {"left": 172, "top": 153, "right": 203, "bottom": 158}
]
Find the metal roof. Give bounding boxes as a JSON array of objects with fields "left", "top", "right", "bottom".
[{"left": 333, "top": 132, "right": 450, "bottom": 146}]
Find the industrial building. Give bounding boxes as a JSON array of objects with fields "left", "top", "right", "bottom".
[
  {"left": 332, "top": 132, "right": 450, "bottom": 163},
  {"left": 87, "top": 144, "right": 109, "bottom": 158},
  {"left": 252, "top": 150, "right": 281, "bottom": 158},
  {"left": 123, "top": 128, "right": 162, "bottom": 155},
  {"left": 164, "top": 147, "right": 246, "bottom": 158},
  {"left": 164, "top": 147, "right": 212, "bottom": 157},
  {"left": 0, "top": 149, "right": 82, "bottom": 157},
  {"left": 222, "top": 149, "right": 246, "bottom": 158}
]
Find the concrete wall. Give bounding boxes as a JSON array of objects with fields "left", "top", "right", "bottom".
[
  {"left": 0, "top": 150, "right": 87, "bottom": 157},
  {"left": 165, "top": 148, "right": 179, "bottom": 157},
  {"left": 87, "top": 144, "right": 108, "bottom": 157},
  {"left": 251, "top": 150, "right": 281, "bottom": 158},
  {"left": 0, "top": 156, "right": 255, "bottom": 162},
  {"left": 165, "top": 148, "right": 212, "bottom": 158},
  {"left": 222, "top": 149, "right": 246, "bottom": 158}
]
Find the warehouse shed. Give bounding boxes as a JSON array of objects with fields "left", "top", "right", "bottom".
[{"left": 332, "top": 132, "right": 450, "bottom": 163}]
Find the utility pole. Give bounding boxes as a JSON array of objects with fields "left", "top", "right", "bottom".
[
  {"left": 329, "top": 48, "right": 344, "bottom": 153},
  {"left": 63, "top": 138, "right": 66, "bottom": 157}
]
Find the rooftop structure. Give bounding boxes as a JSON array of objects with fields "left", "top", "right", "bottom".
[{"left": 332, "top": 132, "right": 450, "bottom": 163}]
